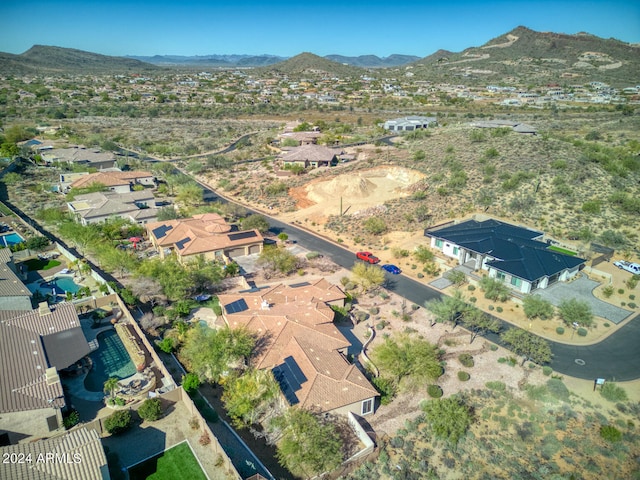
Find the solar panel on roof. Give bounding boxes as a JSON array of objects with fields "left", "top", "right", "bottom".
[
  {"left": 288, "top": 282, "right": 310, "bottom": 288},
  {"left": 224, "top": 298, "right": 248, "bottom": 314},
  {"left": 175, "top": 237, "right": 191, "bottom": 250},
  {"left": 227, "top": 231, "right": 258, "bottom": 241},
  {"left": 151, "top": 224, "right": 173, "bottom": 239},
  {"left": 273, "top": 366, "right": 299, "bottom": 405},
  {"left": 273, "top": 356, "right": 308, "bottom": 406}
]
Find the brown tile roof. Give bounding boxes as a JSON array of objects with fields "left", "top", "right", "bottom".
[
  {"left": 219, "top": 281, "right": 377, "bottom": 413},
  {"left": 147, "top": 214, "right": 263, "bottom": 257},
  {"left": 70, "top": 170, "right": 153, "bottom": 189},
  {"left": 0, "top": 249, "right": 31, "bottom": 298},
  {"left": 280, "top": 144, "right": 337, "bottom": 163},
  {"left": 0, "top": 427, "right": 108, "bottom": 480},
  {"left": 0, "top": 303, "right": 88, "bottom": 413}
]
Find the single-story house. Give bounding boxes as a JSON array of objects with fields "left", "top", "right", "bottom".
[
  {"left": 146, "top": 213, "right": 264, "bottom": 264},
  {"left": 69, "top": 170, "right": 156, "bottom": 194},
  {"left": 0, "top": 302, "right": 90, "bottom": 444},
  {"left": 217, "top": 279, "right": 378, "bottom": 417},
  {"left": 67, "top": 190, "right": 159, "bottom": 226},
  {"left": 280, "top": 145, "right": 338, "bottom": 169},
  {"left": 41, "top": 146, "right": 117, "bottom": 170},
  {"left": 0, "top": 427, "right": 109, "bottom": 479},
  {"left": 0, "top": 248, "right": 32, "bottom": 311},
  {"left": 382, "top": 116, "right": 437, "bottom": 132},
  {"left": 277, "top": 131, "right": 322, "bottom": 146},
  {"left": 425, "top": 219, "right": 586, "bottom": 293}
]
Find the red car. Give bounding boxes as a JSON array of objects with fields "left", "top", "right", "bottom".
[{"left": 356, "top": 251, "right": 380, "bottom": 264}]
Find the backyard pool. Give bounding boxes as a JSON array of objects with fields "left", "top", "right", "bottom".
[
  {"left": 84, "top": 329, "right": 137, "bottom": 392},
  {"left": 0, "top": 232, "right": 24, "bottom": 246},
  {"left": 27, "top": 275, "right": 82, "bottom": 298}
]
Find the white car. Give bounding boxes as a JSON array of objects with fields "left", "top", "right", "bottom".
[{"left": 614, "top": 260, "right": 640, "bottom": 275}]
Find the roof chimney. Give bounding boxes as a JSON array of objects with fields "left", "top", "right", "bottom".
[
  {"left": 38, "top": 302, "right": 52, "bottom": 316},
  {"left": 45, "top": 367, "right": 60, "bottom": 386}
]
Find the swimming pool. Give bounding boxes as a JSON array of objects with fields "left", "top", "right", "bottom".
[
  {"left": 0, "top": 232, "right": 24, "bottom": 246},
  {"left": 27, "top": 276, "right": 82, "bottom": 297},
  {"left": 84, "top": 329, "right": 137, "bottom": 392}
]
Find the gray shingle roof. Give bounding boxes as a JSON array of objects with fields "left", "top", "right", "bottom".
[
  {"left": 0, "top": 427, "right": 108, "bottom": 480},
  {"left": 426, "top": 219, "right": 585, "bottom": 282}
]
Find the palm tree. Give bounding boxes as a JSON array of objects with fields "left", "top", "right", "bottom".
[{"left": 103, "top": 377, "right": 119, "bottom": 398}]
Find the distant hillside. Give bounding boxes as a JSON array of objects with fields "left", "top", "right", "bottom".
[
  {"left": 408, "top": 26, "right": 640, "bottom": 86},
  {"left": 0, "top": 45, "right": 159, "bottom": 74},
  {"left": 128, "top": 54, "right": 286, "bottom": 67},
  {"left": 253, "top": 52, "right": 365, "bottom": 77},
  {"left": 324, "top": 54, "right": 420, "bottom": 68}
]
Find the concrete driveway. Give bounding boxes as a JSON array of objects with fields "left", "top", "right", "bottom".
[{"left": 536, "top": 274, "right": 631, "bottom": 324}]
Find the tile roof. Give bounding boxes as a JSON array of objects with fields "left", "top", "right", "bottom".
[
  {"left": 147, "top": 213, "right": 262, "bottom": 257},
  {"left": 70, "top": 170, "right": 153, "bottom": 189},
  {"left": 0, "top": 248, "right": 31, "bottom": 298},
  {"left": 219, "top": 280, "right": 377, "bottom": 413},
  {"left": 426, "top": 219, "right": 586, "bottom": 281},
  {"left": 68, "top": 191, "right": 157, "bottom": 222},
  {"left": 0, "top": 303, "right": 88, "bottom": 413},
  {"left": 0, "top": 427, "right": 108, "bottom": 480},
  {"left": 281, "top": 145, "right": 338, "bottom": 163}
]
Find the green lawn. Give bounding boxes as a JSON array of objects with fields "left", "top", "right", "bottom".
[
  {"left": 128, "top": 442, "right": 207, "bottom": 480},
  {"left": 548, "top": 246, "right": 577, "bottom": 256},
  {"left": 23, "top": 258, "right": 62, "bottom": 271}
]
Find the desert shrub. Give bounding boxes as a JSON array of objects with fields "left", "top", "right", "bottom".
[
  {"left": 363, "top": 217, "right": 387, "bottom": 235},
  {"left": 488, "top": 305, "right": 494, "bottom": 311},
  {"left": 138, "top": 398, "right": 163, "bottom": 422},
  {"left": 556, "top": 327, "right": 565, "bottom": 335},
  {"left": 600, "top": 425, "right": 622, "bottom": 442},
  {"left": 577, "top": 328, "right": 587, "bottom": 337},
  {"left": 467, "top": 285, "right": 476, "bottom": 291},
  {"left": 354, "top": 311, "right": 369, "bottom": 323},
  {"left": 371, "top": 376, "right": 397, "bottom": 405},
  {"left": 489, "top": 344, "right": 498, "bottom": 351},
  {"left": 199, "top": 432, "right": 211, "bottom": 446},
  {"left": 546, "top": 378, "right": 571, "bottom": 402},
  {"left": 629, "top": 302, "right": 637, "bottom": 309},
  {"left": 458, "top": 353, "right": 474, "bottom": 368},
  {"left": 182, "top": 372, "right": 201, "bottom": 393},
  {"left": 542, "top": 366, "right": 553, "bottom": 376},
  {"left": 496, "top": 306, "right": 503, "bottom": 313},
  {"left": 189, "top": 416, "right": 200, "bottom": 430},
  {"left": 427, "top": 385, "right": 443, "bottom": 398},
  {"left": 469, "top": 297, "right": 477, "bottom": 303},
  {"left": 158, "top": 337, "right": 175, "bottom": 353},
  {"left": 457, "top": 371, "right": 470, "bottom": 381},
  {"left": 602, "top": 285, "right": 614, "bottom": 298},
  {"left": 306, "top": 251, "right": 321, "bottom": 260},
  {"left": 485, "top": 381, "right": 506, "bottom": 392},
  {"left": 104, "top": 410, "right": 132, "bottom": 435},
  {"left": 369, "top": 306, "right": 379, "bottom": 315},
  {"left": 63, "top": 410, "right": 80, "bottom": 429},
  {"left": 600, "top": 382, "right": 628, "bottom": 402}
]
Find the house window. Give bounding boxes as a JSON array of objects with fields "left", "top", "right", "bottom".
[
  {"left": 453, "top": 246, "right": 459, "bottom": 255},
  {"left": 435, "top": 239, "right": 444, "bottom": 248},
  {"left": 496, "top": 272, "right": 506, "bottom": 281},
  {"left": 362, "top": 398, "right": 373, "bottom": 415},
  {"left": 511, "top": 277, "right": 522, "bottom": 287}
]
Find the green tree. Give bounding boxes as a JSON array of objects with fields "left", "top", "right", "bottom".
[
  {"left": 501, "top": 328, "right": 552, "bottom": 365},
  {"left": 240, "top": 214, "right": 270, "bottom": 233},
  {"left": 138, "top": 398, "right": 163, "bottom": 422},
  {"left": 25, "top": 236, "right": 49, "bottom": 251},
  {"left": 222, "top": 369, "right": 281, "bottom": 428},
  {"left": 182, "top": 372, "right": 201, "bottom": 393},
  {"left": 445, "top": 270, "right": 467, "bottom": 286},
  {"left": 424, "top": 289, "right": 467, "bottom": 327},
  {"left": 523, "top": 295, "right": 555, "bottom": 320},
  {"left": 351, "top": 262, "right": 386, "bottom": 292},
  {"left": 271, "top": 408, "right": 343, "bottom": 478},
  {"left": 1, "top": 172, "right": 21, "bottom": 185},
  {"left": 479, "top": 276, "right": 511, "bottom": 302},
  {"left": 370, "top": 332, "right": 442, "bottom": 385},
  {"left": 103, "top": 377, "right": 119, "bottom": 398},
  {"left": 180, "top": 325, "right": 255, "bottom": 383},
  {"left": 558, "top": 298, "right": 593, "bottom": 327},
  {"left": 413, "top": 245, "right": 435, "bottom": 264},
  {"left": 257, "top": 246, "right": 298, "bottom": 275},
  {"left": 459, "top": 306, "right": 501, "bottom": 343},
  {"left": 421, "top": 395, "right": 473, "bottom": 446},
  {"left": 104, "top": 410, "right": 132, "bottom": 435}
]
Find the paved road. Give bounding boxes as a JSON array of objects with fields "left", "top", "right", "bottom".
[
  {"left": 224, "top": 199, "right": 640, "bottom": 381},
  {"left": 160, "top": 159, "right": 640, "bottom": 382}
]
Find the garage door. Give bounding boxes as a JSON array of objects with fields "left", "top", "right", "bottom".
[
  {"left": 226, "top": 247, "right": 246, "bottom": 258},
  {"left": 249, "top": 244, "right": 262, "bottom": 255}
]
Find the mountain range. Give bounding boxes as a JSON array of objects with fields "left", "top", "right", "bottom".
[{"left": 1, "top": 27, "right": 638, "bottom": 86}]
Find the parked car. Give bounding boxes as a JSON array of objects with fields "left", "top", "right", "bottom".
[
  {"left": 356, "top": 251, "right": 380, "bottom": 264},
  {"left": 382, "top": 264, "right": 401, "bottom": 275},
  {"left": 614, "top": 260, "right": 640, "bottom": 275}
]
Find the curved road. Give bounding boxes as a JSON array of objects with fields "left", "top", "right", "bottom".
[{"left": 148, "top": 149, "right": 640, "bottom": 382}]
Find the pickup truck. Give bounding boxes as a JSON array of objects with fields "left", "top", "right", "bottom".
[
  {"left": 356, "top": 251, "right": 380, "bottom": 264},
  {"left": 614, "top": 260, "right": 640, "bottom": 275}
]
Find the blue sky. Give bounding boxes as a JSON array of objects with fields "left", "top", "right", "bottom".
[{"left": 1, "top": 0, "right": 638, "bottom": 57}]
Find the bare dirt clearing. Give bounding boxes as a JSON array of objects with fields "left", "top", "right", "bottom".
[{"left": 283, "top": 166, "right": 425, "bottom": 224}]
